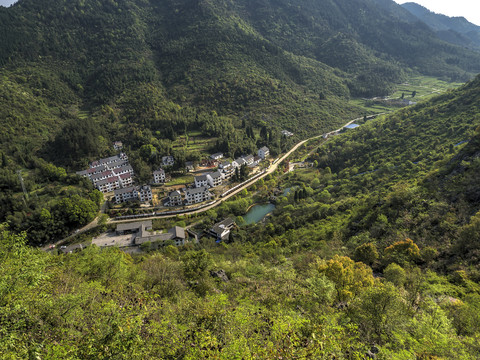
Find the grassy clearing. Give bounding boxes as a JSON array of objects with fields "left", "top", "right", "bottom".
[
  {"left": 349, "top": 99, "right": 394, "bottom": 113},
  {"left": 390, "top": 75, "right": 462, "bottom": 100},
  {"left": 350, "top": 75, "right": 463, "bottom": 114},
  {"left": 172, "top": 132, "right": 217, "bottom": 157},
  {"left": 164, "top": 175, "right": 194, "bottom": 186}
]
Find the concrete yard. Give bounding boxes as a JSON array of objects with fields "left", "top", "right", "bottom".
[{"left": 92, "top": 232, "right": 134, "bottom": 248}]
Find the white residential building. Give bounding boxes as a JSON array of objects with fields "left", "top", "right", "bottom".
[
  {"left": 232, "top": 157, "right": 247, "bottom": 168},
  {"left": 251, "top": 156, "right": 261, "bottom": 167},
  {"left": 195, "top": 174, "right": 210, "bottom": 188},
  {"left": 219, "top": 161, "right": 231, "bottom": 170},
  {"left": 113, "top": 165, "right": 134, "bottom": 177},
  {"left": 153, "top": 169, "right": 166, "bottom": 184},
  {"left": 119, "top": 173, "right": 133, "bottom": 188},
  {"left": 91, "top": 153, "right": 128, "bottom": 168},
  {"left": 210, "top": 152, "right": 224, "bottom": 160},
  {"left": 243, "top": 154, "right": 254, "bottom": 166},
  {"left": 114, "top": 186, "right": 138, "bottom": 204},
  {"left": 96, "top": 176, "right": 121, "bottom": 193},
  {"left": 166, "top": 190, "right": 183, "bottom": 207},
  {"left": 108, "top": 159, "right": 128, "bottom": 170},
  {"left": 209, "top": 218, "right": 236, "bottom": 240},
  {"left": 209, "top": 171, "right": 223, "bottom": 187},
  {"left": 91, "top": 170, "right": 115, "bottom": 185},
  {"left": 222, "top": 165, "right": 235, "bottom": 179},
  {"left": 258, "top": 146, "right": 270, "bottom": 159},
  {"left": 185, "top": 187, "right": 211, "bottom": 205},
  {"left": 76, "top": 164, "right": 109, "bottom": 178},
  {"left": 138, "top": 185, "right": 153, "bottom": 203}
]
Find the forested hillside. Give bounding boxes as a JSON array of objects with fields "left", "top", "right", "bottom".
[
  {"left": 2, "top": 76, "right": 480, "bottom": 359},
  {"left": 1, "top": 0, "right": 480, "bottom": 243},
  {"left": 402, "top": 2, "right": 480, "bottom": 50}
]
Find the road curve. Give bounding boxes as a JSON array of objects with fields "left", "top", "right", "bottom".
[
  {"left": 45, "top": 113, "right": 382, "bottom": 248},
  {"left": 111, "top": 114, "right": 383, "bottom": 224}
]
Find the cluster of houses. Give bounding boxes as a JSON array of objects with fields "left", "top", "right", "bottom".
[
  {"left": 76, "top": 153, "right": 153, "bottom": 205},
  {"left": 164, "top": 146, "right": 270, "bottom": 207},
  {"left": 76, "top": 153, "right": 134, "bottom": 194},
  {"left": 77, "top": 144, "right": 270, "bottom": 208},
  {"left": 151, "top": 156, "right": 176, "bottom": 185}
]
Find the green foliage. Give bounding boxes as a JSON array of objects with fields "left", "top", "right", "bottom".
[
  {"left": 316, "top": 255, "right": 375, "bottom": 302},
  {"left": 384, "top": 263, "right": 407, "bottom": 287},
  {"left": 1, "top": 1, "right": 480, "bottom": 357},
  {"left": 353, "top": 242, "right": 379, "bottom": 266},
  {"left": 55, "top": 194, "right": 99, "bottom": 227},
  {"left": 384, "top": 238, "right": 421, "bottom": 266}
]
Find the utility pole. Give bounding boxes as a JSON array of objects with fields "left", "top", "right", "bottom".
[{"left": 17, "top": 170, "right": 28, "bottom": 202}]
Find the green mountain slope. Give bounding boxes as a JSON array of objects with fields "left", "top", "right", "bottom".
[
  {"left": 0, "top": 0, "right": 479, "bottom": 149},
  {"left": 263, "top": 74, "right": 480, "bottom": 271},
  {"left": 1, "top": 0, "right": 480, "bottom": 243},
  {"left": 2, "top": 77, "right": 480, "bottom": 358},
  {"left": 402, "top": 2, "right": 480, "bottom": 50}
]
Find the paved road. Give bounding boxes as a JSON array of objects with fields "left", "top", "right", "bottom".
[
  {"left": 48, "top": 113, "right": 383, "bottom": 245},
  {"left": 111, "top": 114, "right": 385, "bottom": 224}
]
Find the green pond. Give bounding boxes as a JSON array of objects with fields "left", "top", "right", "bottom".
[{"left": 242, "top": 203, "right": 276, "bottom": 225}]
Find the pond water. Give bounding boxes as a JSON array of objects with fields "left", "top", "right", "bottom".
[
  {"left": 242, "top": 203, "right": 276, "bottom": 225},
  {"left": 282, "top": 187, "right": 292, "bottom": 196}
]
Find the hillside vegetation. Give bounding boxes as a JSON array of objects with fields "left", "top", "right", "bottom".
[
  {"left": 1, "top": 0, "right": 480, "bottom": 243},
  {"left": 402, "top": 2, "right": 480, "bottom": 50},
  {"left": 3, "top": 76, "right": 480, "bottom": 358}
]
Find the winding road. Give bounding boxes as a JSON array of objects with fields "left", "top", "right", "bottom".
[
  {"left": 111, "top": 114, "right": 382, "bottom": 223},
  {"left": 47, "top": 113, "right": 382, "bottom": 248}
]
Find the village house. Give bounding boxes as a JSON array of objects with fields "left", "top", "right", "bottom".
[
  {"left": 281, "top": 130, "right": 293, "bottom": 137},
  {"left": 210, "top": 152, "right": 224, "bottom": 161},
  {"left": 90, "top": 170, "right": 115, "bottom": 185},
  {"left": 232, "top": 157, "right": 247, "bottom": 168},
  {"left": 112, "top": 221, "right": 187, "bottom": 248},
  {"left": 209, "top": 218, "right": 236, "bottom": 241},
  {"left": 153, "top": 168, "right": 166, "bottom": 184},
  {"left": 76, "top": 153, "right": 134, "bottom": 194},
  {"left": 258, "top": 146, "right": 270, "bottom": 159},
  {"left": 243, "top": 154, "right": 254, "bottom": 166},
  {"left": 248, "top": 156, "right": 261, "bottom": 168},
  {"left": 112, "top": 164, "right": 134, "bottom": 177},
  {"left": 209, "top": 171, "right": 223, "bottom": 187},
  {"left": 76, "top": 164, "right": 108, "bottom": 178},
  {"left": 116, "top": 220, "right": 153, "bottom": 235},
  {"left": 195, "top": 174, "right": 210, "bottom": 188},
  {"left": 221, "top": 164, "right": 235, "bottom": 179},
  {"left": 96, "top": 176, "right": 121, "bottom": 193},
  {"left": 165, "top": 190, "right": 183, "bottom": 207},
  {"left": 114, "top": 186, "right": 138, "bottom": 204},
  {"left": 107, "top": 159, "right": 129, "bottom": 170},
  {"left": 185, "top": 186, "right": 212, "bottom": 205},
  {"left": 218, "top": 161, "right": 231, "bottom": 170},
  {"left": 119, "top": 173, "right": 133, "bottom": 188},
  {"left": 138, "top": 185, "right": 153, "bottom": 203},
  {"left": 113, "top": 141, "right": 123, "bottom": 151},
  {"left": 134, "top": 225, "right": 187, "bottom": 247},
  {"left": 162, "top": 155, "right": 175, "bottom": 167},
  {"left": 91, "top": 153, "right": 128, "bottom": 168}
]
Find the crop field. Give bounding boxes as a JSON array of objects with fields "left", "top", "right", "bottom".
[
  {"left": 351, "top": 75, "right": 464, "bottom": 114},
  {"left": 172, "top": 131, "right": 217, "bottom": 157}
]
